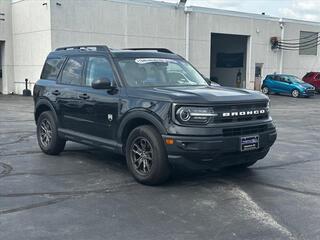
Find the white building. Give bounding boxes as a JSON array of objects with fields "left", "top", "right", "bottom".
[{"left": 1, "top": 0, "right": 320, "bottom": 94}]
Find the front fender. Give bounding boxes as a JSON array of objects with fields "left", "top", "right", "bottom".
[{"left": 117, "top": 109, "right": 167, "bottom": 141}]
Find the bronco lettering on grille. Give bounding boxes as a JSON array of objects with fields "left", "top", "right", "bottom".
[{"left": 222, "top": 109, "right": 266, "bottom": 117}]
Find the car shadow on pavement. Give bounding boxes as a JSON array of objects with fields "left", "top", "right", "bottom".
[{"left": 73, "top": 146, "right": 259, "bottom": 187}]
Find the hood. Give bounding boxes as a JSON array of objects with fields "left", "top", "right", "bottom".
[
  {"left": 296, "top": 82, "right": 314, "bottom": 89},
  {"left": 126, "top": 85, "right": 269, "bottom": 104}
]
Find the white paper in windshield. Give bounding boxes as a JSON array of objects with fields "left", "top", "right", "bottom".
[{"left": 135, "top": 58, "right": 177, "bottom": 64}]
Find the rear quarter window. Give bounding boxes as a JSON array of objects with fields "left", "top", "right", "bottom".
[{"left": 41, "top": 58, "right": 65, "bottom": 80}]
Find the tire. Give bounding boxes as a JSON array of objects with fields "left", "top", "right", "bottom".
[
  {"left": 126, "top": 125, "right": 170, "bottom": 185},
  {"left": 261, "top": 86, "right": 269, "bottom": 95},
  {"left": 37, "top": 111, "right": 66, "bottom": 155},
  {"left": 291, "top": 89, "right": 300, "bottom": 98}
]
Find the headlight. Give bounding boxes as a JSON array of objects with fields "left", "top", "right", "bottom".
[{"left": 175, "top": 106, "right": 216, "bottom": 125}]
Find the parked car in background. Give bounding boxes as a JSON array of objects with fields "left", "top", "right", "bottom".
[
  {"left": 261, "top": 74, "right": 315, "bottom": 98},
  {"left": 302, "top": 72, "right": 320, "bottom": 93}
]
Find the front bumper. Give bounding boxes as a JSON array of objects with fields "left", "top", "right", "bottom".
[
  {"left": 301, "top": 89, "right": 316, "bottom": 96},
  {"left": 162, "top": 123, "right": 277, "bottom": 169}
]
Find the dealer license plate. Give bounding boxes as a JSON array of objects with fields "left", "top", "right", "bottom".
[{"left": 240, "top": 136, "right": 259, "bottom": 152}]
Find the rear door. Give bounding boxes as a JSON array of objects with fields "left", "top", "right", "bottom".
[
  {"left": 77, "top": 55, "right": 120, "bottom": 140},
  {"left": 56, "top": 55, "right": 86, "bottom": 133},
  {"left": 40, "top": 56, "right": 66, "bottom": 109}
]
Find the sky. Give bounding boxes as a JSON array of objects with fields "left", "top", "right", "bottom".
[{"left": 154, "top": 0, "right": 320, "bottom": 22}]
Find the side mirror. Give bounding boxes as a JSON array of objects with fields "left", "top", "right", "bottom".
[
  {"left": 91, "top": 78, "right": 114, "bottom": 89},
  {"left": 202, "top": 76, "right": 217, "bottom": 85}
]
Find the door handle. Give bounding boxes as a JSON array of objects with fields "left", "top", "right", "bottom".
[
  {"left": 52, "top": 90, "right": 61, "bottom": 96},
  {"left": 79, "top": 93, "right": 90, "bottom": 99}
]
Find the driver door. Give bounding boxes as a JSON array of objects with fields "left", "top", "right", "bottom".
[
  {"left": 279, "top": 76, "right": 293, "bottom": 93},
  {"left": 77, "top": 55, "right": 120, "bottom": 140}
]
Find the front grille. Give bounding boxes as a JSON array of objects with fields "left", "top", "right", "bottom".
[
  {"left": 223, "top": 124, "right": 268, "bottom": 137},
  {"left": 213, "top": 102, "right": 269, "bottom": 123}
]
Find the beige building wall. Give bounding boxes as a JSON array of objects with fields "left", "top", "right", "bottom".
[
  {"left": 2, "top": 0, "right": 320, "bottom": 94},
  {"left": 50, "top": 0, "right": 186, "bottom": 55},
  {"left": 11, "top": 0, "right": 52, "bottom": 94},
  {"left": 282, "top": 20, "right": 320, "bottom": 78},
  {"left": 0, "top": 0, "right": 14, "bottom": 94}
]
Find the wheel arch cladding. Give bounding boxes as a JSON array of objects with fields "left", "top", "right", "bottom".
[
  {"left": 118, "top": 111, "right": 167, "bottom": 146},
  {"left": 35, "top": 99, "right": 58, "bottom": 124}
]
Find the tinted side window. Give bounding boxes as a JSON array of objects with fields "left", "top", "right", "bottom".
[
  {"left": 61, "top": 57, "right": 85, "bottom": 85},
  {"left": 280, "top": 76, "right": 290, "bottom": 83},
  {"left": 266, "top": 75, "right": 274, "bottom": 80},
  {"left": 85, "top": 56, "right": 114, "bottom": 86},
  {"left": 41, "top": 58, "right": 65, "bottom": 80},
  {"left": 273, "top": 75, "right": 280, "bottom": 81}
]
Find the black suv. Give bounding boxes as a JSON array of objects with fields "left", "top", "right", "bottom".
[{"left": 33, "top": 45, "right": 277, "bottom": 185}]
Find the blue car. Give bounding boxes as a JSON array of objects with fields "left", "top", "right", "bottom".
[{"left": 261, "top": 74, "right": 315, "bottom": 98}]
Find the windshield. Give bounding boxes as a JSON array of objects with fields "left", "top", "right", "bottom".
[
  {"left": 288, "top": 76, "right": 304, "bottom": 84},
  {"left": 117, "top": 58, "right": 208, "bottom": 87}
]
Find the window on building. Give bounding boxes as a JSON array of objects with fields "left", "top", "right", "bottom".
[
  {"left": 299, "top": 31, "right": 318, "bottom": 56},
  {"left": 41, "top": 58, "right": 65, "bottom": 80},
  {"left": 85, "top": 56, "right": 114, "bottom": 86},
  {"left": 61, "top": 57, "right": 85, "bottom": 85}
]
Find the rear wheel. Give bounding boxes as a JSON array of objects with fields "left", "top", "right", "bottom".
[
  {"left": 126, "top": 125, "right": 170, "bottom": 185},
  {"left": 37, "top": 111, "right": 66, "bottom": 155},
  {"left": 291, "top": 89, "right": 300, "bottom": 98},
  {"left": 262, "top": 86, "right": 269, "bottom": 95}
]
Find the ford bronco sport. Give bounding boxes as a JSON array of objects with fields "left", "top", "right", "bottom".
[{"left": 33, "top": 45, "right": 277, "bottom": 185}]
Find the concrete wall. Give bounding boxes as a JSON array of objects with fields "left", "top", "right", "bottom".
[
  {"left": 0, "top": 0, "right": 14, "bottom": 94},
  {"left": 3, "top": 0, "right": 320, "bottom": 94},
  {"left": 50, "top": 0, "right": 186, "bottom": 55},
  {"left": 282, "top": 21, "right": 320, "bottom": 78},
  {"left": 11, "top": 0, "right": 52, "bottom": 94}
]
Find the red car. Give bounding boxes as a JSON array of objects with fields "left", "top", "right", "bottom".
[{"left": 302, "top": 72, "right": 320, "bottom": 92}]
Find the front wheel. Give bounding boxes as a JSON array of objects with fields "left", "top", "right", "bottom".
[
  {"left": 291, "top": 89, "right": 300, "bottom": 98},
  {"left": 126, "top": 125, "right": 170, "bottom": 185},
  {"left": 37, "top": 111, "right": 66, "bottom": 155}
]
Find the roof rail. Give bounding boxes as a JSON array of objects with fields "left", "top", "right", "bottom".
[
  {"left": 55, "top": 45, "right": 110, "bottom": 52},
  {"left": 123, "top": 48, "right": 174, "bottom": 54}
]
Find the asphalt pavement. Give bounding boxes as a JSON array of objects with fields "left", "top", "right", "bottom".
[{"left": 0, "top": 94, "right": 319, "bottom": 240}]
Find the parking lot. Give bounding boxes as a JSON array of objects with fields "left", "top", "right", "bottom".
[{"left": 0, "top": 94, "right": 319, "bottom": 240}]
